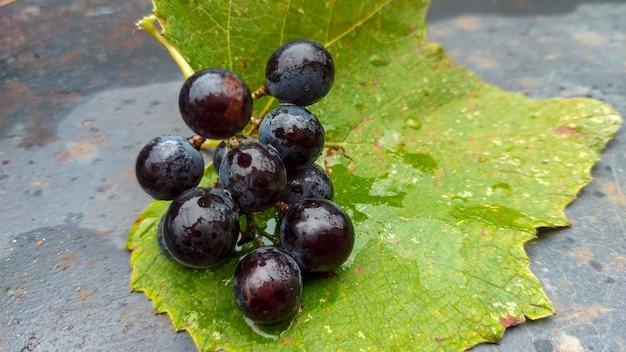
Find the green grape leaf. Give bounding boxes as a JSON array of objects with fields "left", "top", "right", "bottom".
[{"left": 127, "top": 0, "right": 622, "bottom": 351}]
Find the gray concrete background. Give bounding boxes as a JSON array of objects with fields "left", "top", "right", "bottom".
[{"left": 1, "top": 1, "right": 625, "bottom": 351}]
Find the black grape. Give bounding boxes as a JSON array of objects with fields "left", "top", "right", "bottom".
[
  {"left": 265, "top": 39, "right": 334, "bottom": 106},
  {"left": 281, "top": 163, "right": 333, "bottom": 205},
  {"left": 179, "top": 68, "right": 253, "bottom": 139},
  {"left": 212, "top": 135, "right": 257, "bottom": 173},
  {"left": 233, "top": 247, "right": 302, "bottom": 325},
  {"left": 218, "top": 142, "right": 287, "bottom": 212},
  {"left": 135, "top": 134, "right": 205, "bottom": 200},
  {"left": 133, "top": 39, "right": 355, "bottom": 326},
  {"left": 213, "top": 140, "right": 229, "bottom": 173},
  {"left": 258, "top": 105, "right": 325, "bottom": 170},
  {"left": 161, "top": 187, "right": 240, "bottom": 269},
  {"left": 280, "top": 198, "right": 354, "bottom": 273}
]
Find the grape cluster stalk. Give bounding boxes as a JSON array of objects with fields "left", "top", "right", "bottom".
[{"left": 134, "top": 39, "right": 354, "bottom": 327}]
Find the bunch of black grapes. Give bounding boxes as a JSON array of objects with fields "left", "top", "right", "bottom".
[{"left": 135, "top": 39, "right": 354, "bottom": 326}]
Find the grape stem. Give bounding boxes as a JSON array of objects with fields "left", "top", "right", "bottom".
[
  {"left": 200, "top": 139, "right": 222, "bottom": 149},
  {"left": 228, "top": 136, "right": 244, "bottom": 149},
  {"left": 187, "top": 135, "right": 206, "bottom": 150},
  {"left": 251, "top": 82, "right": 269, "bottom": 100},
  {"left": 275, "top": 201, "right": 292, "bottom": 216},
  {"left": 247, "top": 116, "right": 263, "bottom": 136},
  {"left": 240, "top": 213, "right": 280, "bottom": 247},
  {"left": 136, "top": 15, "right": 195, "bottom": 79}
]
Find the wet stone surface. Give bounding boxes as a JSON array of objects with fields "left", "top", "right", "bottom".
[
  {"left": 1, "top": 0, "right": 626, "bottom": 351},
  {"left": 0, "top": 0, "right": 181, "bottom": 148},
  {"left": 2, "top": 224, "right": 193, "bottom": 351}
]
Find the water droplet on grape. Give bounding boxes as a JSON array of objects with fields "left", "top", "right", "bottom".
[{"left": 236, "top": 152, "right": 253, "bottom": 168}]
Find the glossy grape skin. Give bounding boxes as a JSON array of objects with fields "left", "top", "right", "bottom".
[
  {"left": 281, "top": 163, "right": 333, "bottom": 205},
  {"left": 218, "top": 142, "right": 287, "bottom": 212},
  {"left": 161, "top": 187, "right": 240, "bottom": 269},
  {"left": 258, "top": 105, "right": 325, "bottom": 170},
  {"left": 265, "top": 39, "right": 334, "bottom": 106},
  {"left": 179, "top": 68, "right": 253, "bottom": 139},
  {"left": 280, "top": 198, "right": 354, "bottom": 273},
  {"left": 233, "top": 247, "right": 302, "bottom": 325},
  {"left": 135, "top": 134, "right": 205, "bottom": 200},
  {"left": 156, "top": 215, "right": 176, "bottom": 263},
  {"left": 212, "top": 135, "right": 257, "bottom": 173}
]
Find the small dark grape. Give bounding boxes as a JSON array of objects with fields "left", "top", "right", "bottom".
[
  {"left": 135, "top": 134, "right": 205, "bottom": 200},
  {"left": 161, "top": 187, "right": 239, "bottom": 269},
  {"left": 265, "top": 39, "right": 334, "bottom": 106},
  {"left": 258, "top": 105, "right": 325, "bottom": 169},
  {"left": 213, "top": 135, "right": 257, "bottom": 173},
  {"left": 218, "top": 142, "right": 287, "bottom": 212},
  {"left": 280, "top": 198, "right": 354, "bottom": 273},
  {"left": 213, "top": 140, "right": 229, "bottom": 173},
  {"left": 233, "top": 247, "right": 302, "bottom": 325},
  {"left": 179, "top": 68, "right": 253, "bottom": 139},
  {"left": 281, "top": 163, "right": 333, "bottom": 204}
]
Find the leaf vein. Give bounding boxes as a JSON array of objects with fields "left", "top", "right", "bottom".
[
  {"left": 325, "top": 0, "right": 392, "bottom": 47},
  {"left": 325, "top": 0, "right": 336, "bottom": 45},
  {"left": 279, "top": 0, "right": 292, "bottom": 44},
  {"left": 227, "top": 0, "right": 233, "bottom": 71}
]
